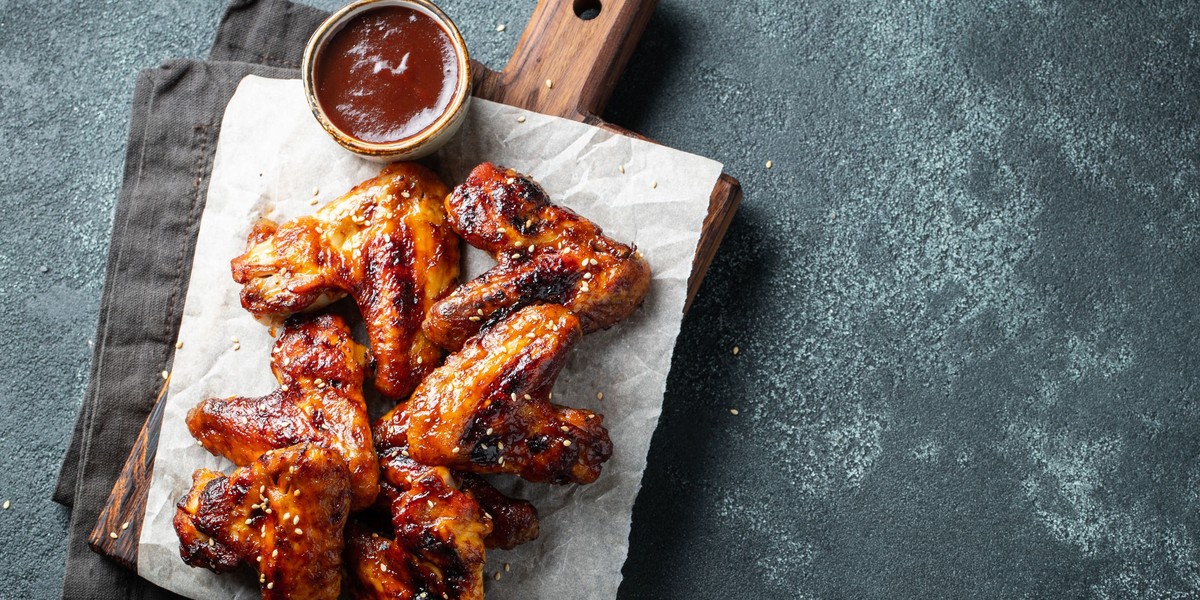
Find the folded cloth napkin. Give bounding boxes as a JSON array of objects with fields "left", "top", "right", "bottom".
[{"left": 54, "top": 1, "right": 327, "bottom": 598}]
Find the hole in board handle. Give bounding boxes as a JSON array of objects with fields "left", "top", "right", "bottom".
[{"left": 573, "top": 0, "right": 602, "bottom": 20}]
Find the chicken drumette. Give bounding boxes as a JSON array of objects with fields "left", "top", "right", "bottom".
[
  {"left": 423, "top": 162, "right": 651, "bottom": 351},
  {"left": 377, "top": 304, "right": 612, "bottom": 485},
  {"left": 232, "top": 162, "right": 460, "bottom": 399},
  {"left": 174, "top": 444, "right": 351, "bottom": 600},
  {"left": 187, "top": 313, "right": 379, "bottom": 510}
]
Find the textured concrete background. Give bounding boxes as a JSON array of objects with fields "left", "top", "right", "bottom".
[{"left": 2, "top": 0, "right": 1198, "bottom": 598}]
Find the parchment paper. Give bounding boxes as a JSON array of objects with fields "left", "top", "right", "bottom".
[{"left": 138, "top": 75, "right": 723, "bottom": 599}]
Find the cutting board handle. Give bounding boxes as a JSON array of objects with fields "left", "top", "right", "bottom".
[{"left": 473, "top": 0, "right": 659, "bottom": 122}]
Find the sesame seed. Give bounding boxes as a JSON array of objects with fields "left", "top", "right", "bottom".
[
  {"left": 281, "top": 385, "right": 289, "bottom": 391},
  {"left": 292, "top": 515, "right": 300, "bottom": 525},
  {"left": 730, "top": 408, "right": 740, "bottom": 415},
  {"left": 619, "top": 165, "right": 625, "bottom": 174},
  {"left": 563, "top": 440, "right": 572, "bottom": 447},
  {"left": 494, "top": 571, "right": 502, "bottom": 581},
  {"left": 427, "top": 500, "right": 434, "bottom": 508},
  {"left": 496, "top": 23, "right": 506, "bottom": 31},
  {"left": 382, "top": 563, "right": 389, "bottom": 573},
  {"left": 417, "top": 356, "right": 423, "bottom": 365},
  {"left": 312, "top": 187, "right": 320, "bottom": 196},
  {"left": 497, "top": 442, "right": 504, "bottom": 450},
  {"left": 504, "top": 563, "right": 511, "bottom": 572},
  {"left": 545, "top": 79, "right": 553, "bottom": 89},
  {"left": 583, "top": 272, "right": 593, "bottom": 280},
  {"left": 401, "top": 191, "right": 411, "bottom": 198},
  {"left": 765, "top": 160, "right": 774, "bottom": 169},
  {"left": 294, "top": 528, "right": 303, "bottom": 535},
  {"left": 486, "top": 428, "right": 493, "bottom": 435},
  {"left": 732, "top": 346, "right": 740, "bottom": 355},
  {"left": 161, "top": 370, "right": 169, "bottom": 380},
  {"left": 267, "top": 582, "right": 275, "bottom": 590},
  {"left": 528, "top": 244, "right": 536, "bottom": 252},
  {"left": 511, "top": 253, "right": 522, "bottom": 260},
  {"left": 245, "top": 518, "right": 254, "bottom": 525},
  {"left": 651, "top": 180, "right": 658, "bottom": 189},
  {"left": 468, "top": 316, "right": 481, "bottom": 322},
  {"left": 597, "top": 391, "right": 604, "bottom": 401},
  {"left": 514, "top": 240, "right": 523, "bottom": 247},
  {"left": 121, "top": 521, "right": 129, "bottom": 530},
  {"left": 283, "top": 512, "right": 291, "bottom": 521},
  {"left": 260, "top": 574, "right": 266, "bottom": 583},
  {"left": 294, "top": 489, "right": 301, "bottom": 497},
  {"left": 256, "top": 555, "right": 262, "bottom": 562},
  {"left": 511, "top": 393, "right": 517, "bottom": 401},
  {"left": 523, "top": 394, "right": 532, "bottom": 400},
  {"left": 232, "top": 342, "right": 241, "bottom": 351},
  {"left": 451, "top": 447, "right": 460, "bottom": 454},
  {"left": 560, "top": 426, "right": 569, "bottom": 432},
  {"left": 309, "top": 198, "right": 319, "bottom": 206},
  {"left": 175, "top": 341, "right": 183, "bottom": 349},
  {"left": 2, "top": 500, "right": 9, "bottom": 510},
  {"left": 272, "top": 549, "right": 278, "bottom": 557},
  {"left": 259, "top": 486, "right": 266, "bottom": 494},
  {"left": 516, "top": 115, "right": 526, "bottom": 123},
  {"left": 109, "top": 532, "right": 118, "bottom": 539},
  {"left": 38, "top": 265, "right": 48, "bottom": 273}
]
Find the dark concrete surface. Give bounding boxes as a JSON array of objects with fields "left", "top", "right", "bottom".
[{"left": 2, "top": 0, "right": 1198, "bottom": 598}]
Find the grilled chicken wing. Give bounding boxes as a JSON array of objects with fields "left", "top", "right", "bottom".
[
  {"left": 378, "top": 304, "right": 612, "bottom": 485},
  {"left": 174, "top": 444, "right": 351, "bottom": 600},
  {"left": 187, "top": 314, "right": 379, "bottom": 510},
  {"left": 232, "top": 162, "right": 460, "bottom": 399},
  {"left": 345, "top": 449, "right": 492, "bottom": 600},
  {"left": 374, "top": 408, "right": 540, "bottom": 550},
  {"left": 423, "top": 162, "right": 651, "bottom": 351}
]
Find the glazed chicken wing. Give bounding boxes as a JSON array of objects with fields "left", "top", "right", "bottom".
[
  {"left": 187, "top": 313, "right": 379, "bottom": 510},
  {"left": 373, "top": 409, "right": 540, "bottom": 550},
  {"left": 174, "top": 444, "right": 351, "bottom": 600},
  {"left": 423, "top": 162, "right": 651, "bottom": 351},
  {"left": 345, "top": 449, "right": 492, "bottom": 600},
  {"left": 232, "top": 162, "right": 460, "bottom": 399},
  {"left": 378, "top": 304, "right": 612, "bottom": 485}
]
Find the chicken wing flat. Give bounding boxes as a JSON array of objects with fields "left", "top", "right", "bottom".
[
  {"left": 232, "top": 162, "right": 460, "bottom": 399},
  {"left": 174, "top": 444, "right": 351, "bottom": 600},
  {"left": 423, "top": 162, "right": 651, "bottom": 351},
  {"left": 345, "top": 450, "right": 492, "bottom": 600},
  {"left": 378, "top": 304, "right": 612, "bottom": 485},
  {"left": 187, "top": 313, "right": 379, "bottom": 510}
]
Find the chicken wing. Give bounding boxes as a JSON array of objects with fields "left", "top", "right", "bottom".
[
  {"left": 378, "top": 304, "right": 612, "bottom": 485},
  {"left": 345, "top": 450, "right": 491, "bottom": 600},
  {"left": 174, "top": 444, "right": 351, "bottom": 600},
  {"left": 187, "top": 313, "right": 379, "bottom": 510},
  {"left": 423, "top": 162, "right": 651, "bottom": 351},
  {"left": 373, "top": 407, "right": 540, "bottom": 550},
  {"left": 232, "top": 162, "right": 460, "bottom": 399}
]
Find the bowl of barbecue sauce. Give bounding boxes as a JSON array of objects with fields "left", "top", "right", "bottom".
[{"left": 302, "top": 0, "right": 471, "bottom": 161}]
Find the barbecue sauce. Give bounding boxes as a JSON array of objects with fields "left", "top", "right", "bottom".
[{"left": 315, "top": 5, "right": 459, "bottom": 144}]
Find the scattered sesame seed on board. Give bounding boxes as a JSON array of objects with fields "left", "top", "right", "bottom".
[
  {"left": 174, "top": 340, "right": 183, "bottom": 349},
  {"left": 2, "top": 500, "right": 9, "bottom": 510},
  {"left": 732, "top": 346, "right": 740, "bottom": 355},
  {"left": 312, "top": 187, "right": 319, "bottom": 196},
  {"left": 121, "top": 521, "right": 129, "bottom": 530},
  {"left": 765, "top": 160, "right": 774, "bottom": 169},
  {"left": 545, "top": 79, "right": 553, "bottom": 89},
  {"left": 494, "top": 571, "right": 502, "bottom": 581},
  {"left": 309, "top": 198, "right": 319, "bottom": 206},
  {"left": 38, "top": 265, "right": 49, "bottom": 273},
  {"left": 619, "top": 164, "right": 625, "bottom": 173},
  {"left": 730, "top": 408, "right": 740, "bottom": 415},
  {"left": 109, "top": 532, "right": 118, "bottom": 539},
  {"left": 596, "top": 391, "right": 604, "bottom": 401},
  {"left": 232, "top": 342, "right": 241, "bottom": 351},
  {"left": 496, "top": 23, "right": 506, "bottom": 32},
  {"left": 651, "top": 180, "right": 658, "bottom": 189},
  {"left": 504, "top": 563, "right": 511, "bottom": 572},
  {"left": 563, "top": 440, "right": 572, "bottom": 447},
  {"left": 161, "top": 370, "right": 169, "bottom": 380},
  {"left": 516, "top": 115, "right": 526, "bottom": 123}
]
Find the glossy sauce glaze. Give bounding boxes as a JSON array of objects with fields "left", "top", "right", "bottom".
[{"left": 315, "top": 5, "right": 459, "bottom": 144}]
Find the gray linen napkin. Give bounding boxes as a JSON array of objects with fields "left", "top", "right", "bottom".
[{"left": 54, "top": 2, "right": 328, "bottom": 597}]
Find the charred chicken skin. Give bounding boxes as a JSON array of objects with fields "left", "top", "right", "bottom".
[
  {"left": 378, "top": 304, "right": 613, "bottom": 485},
  {"left": 174, "top": 444, "right": 351, "bottom": 600},
  {"left": 232, "top": 162, "right": 460, "bottom": 399},
  {"left": 187, "top": 314, "right": 379, "bottom": 510},
  {"left": 345, "top": 449, "right": 492, "bottom": 600},
  {"left": 424, "top": 162, "right": 651, "bottom": 351}
]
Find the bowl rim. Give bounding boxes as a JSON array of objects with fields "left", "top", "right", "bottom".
[{"left": 300, "top": 0, "right": 472, "bottom": 157}]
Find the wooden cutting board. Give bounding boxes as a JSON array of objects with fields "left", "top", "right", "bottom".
[{"left": 90, "top": 0, "right": 741, "bottom": 568}]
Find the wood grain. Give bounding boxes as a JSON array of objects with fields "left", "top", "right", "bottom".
[{"left": 91, "top": 0, "right": 740, "bottom": 569}]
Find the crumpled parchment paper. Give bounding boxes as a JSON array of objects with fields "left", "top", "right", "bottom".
[{"left": 137, "top": 75, "right": 723, "bottom": 599}]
